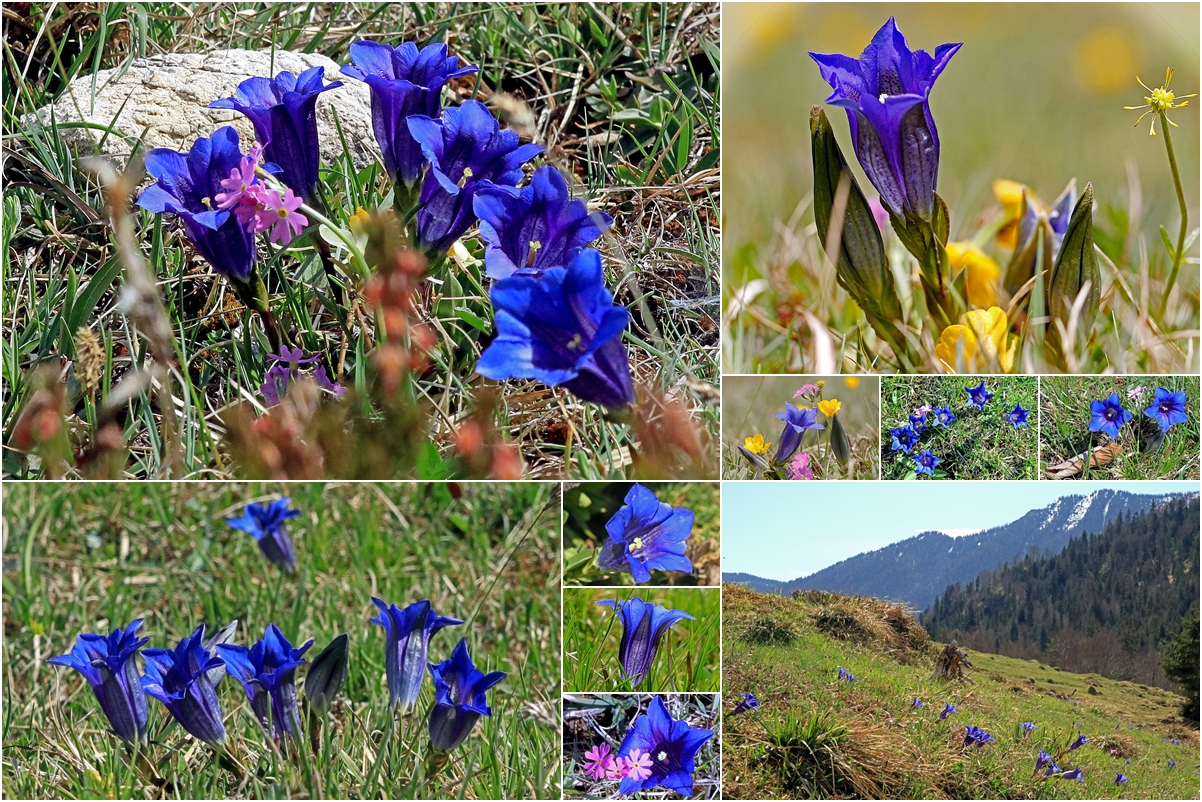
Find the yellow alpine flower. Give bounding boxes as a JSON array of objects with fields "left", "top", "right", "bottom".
[
  {"left": 946, "top": 242, "right": 1001, "bottom": 309},
  {"left": 843, "top": 376, "right": 860, "bottom": 389},
  {"left": 992, "top": 179, "right": 1024, "bottom": 249},
  {"left": 818, "top": 399, "right": 842, "bottom": 418},
  {"left": 934, "top": 307, "right": 1017, "bottom": 374},
  {"left": 743, "top": 434, "right": 769, "bottom": 455}
]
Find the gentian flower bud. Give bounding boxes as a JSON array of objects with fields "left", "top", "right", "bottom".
[
  {"left": 828, "top": 413, "right": 851, "bottom": 466},
  {"left": 473, "top": 165, "right": 613, "bottom": 279},
  {"left": 426, "top": 638, "right": 506, "bottom": 754},
  {"left": 406, "top": 100, "right": 542, "bottom": 256},
  {"left": 228, "top": 497, "right": 301, "bottom": 571},
  {"left": 369, "top": 597, "right": 463, "bottom": 712},
  {"left": 1047, "top": 182, "right": 1100, "bottom": 346},
  {"left": 615, "top": 696, "right": 714, "bottom": 796},
  {"left": 1002, "top": 181, "right": 1076, "bottom": 295},
  {"left": 218, "top": 623, "right": 313, "bottom": 740},
  {"left": 342, "top": 40, "right": 478, "bottom": 188},
  {"left": 47, "top": 619, "right": 149, "bottom": 745},
  {"left": 595, "top": 483, "right": 694, "bottom": 583},
  {"left": 136, "top": 127, "right": 257, "bottom": 281},
  {"left": 141, "top": 625, "right": 228, "bottom": 746},
  {"left": 304, "top": 633, "right": 349, "bottom": 715},
  {"left": 210, "top": 66, "right": 343, "bottom": 201},
  {"left": 595, "top": 598, "right": 694, "bottom": 687}
]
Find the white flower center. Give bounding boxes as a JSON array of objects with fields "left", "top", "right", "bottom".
[
  {"left": 658, "top": 751, "right": 668, "bottom": 762},
  {"left": 879, "top": 93, "right": 888, "bottom": 102}
]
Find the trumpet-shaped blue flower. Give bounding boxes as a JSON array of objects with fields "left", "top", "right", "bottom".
[
  {"left": 1056, "top": 768, "right": 1085, "bottom": 781},
  {"left": 210, "top": 66, "right": 342, "bottom": 201},
  {"left": 1007, "top": 402, "right": 1030, "bottom": 428},
  {"left": 369, "top": 597, "right": 462, "bottom": 712},
  {"left": 136, "top": 127, "right": 256, "bottom": 281},
  {"left": 616, "top": 696, "right": 714, "bottom": 796},
  {"left": 473, "top": 165, "right": 613, "bottom": 279},
  {"left": 911, "top": 698, "right": 925, "bottom": 709},
  {"left": 963, "top": 725, "right": 995, "bottom": 747},
  {"left": 217, "top": 623, "right": 313, "bottom": 739},
  {"left": 476, "top": 248, "right": 636, "bottom": 409},
  {"left": 426, "top": 638, "right": 506, "bottom": 753},
  {"left": 913, "top": 448, "right": 940, "bottom": 476},
  {"left": 228, "top": 498, "right": 301, "bottom": 572},
  {"left": 1021, "top": 721, "right": 1038, "bottom": 736},
  {"left": 596, "top": 598, "right": 694, "bottom": 687},
  {"left": 939, "top": 702, "right": 957, "bottom": 720},
  {"left": 774, "top": 404, "right": 825, "bottom": 462},
  {"left": 341, "top": 40, "right": 477, "bottom": 187},
  {"left": 1115, "top": 772, "right": 1129, "bottom": 786},
  {"left": 1144, "top": 387, "right": 1189, "bottom": 433},
  {"left": 809, "top": 17, "right": 962, "bottom": 222},
  {"left": 890, "top": 424, "right": 919, "bottom": 454},
  {"left": 966, "top": 381, "right": 993, "bottom": 409},
  {"left": 406, "top": 100, "right": 543, "bottom": 254},
  {"left": 1069, "top": 733, "right": 1089, "bottom": 750},
  {"left": 596, "top": 483, "right": 694, "bottom": 583},
  {"left": 47, "top": 619, "right": 149, "bottom": 745},
  {"left": 731, "top": 692, "right": 759, "bottom": 716},
  {"left": 932, "top": 405, "right": 956, "bottom": 427},
  {"left": 141, "top": 625, "right": 227, "bottom": 745},
  {"left": 1043, "top": 760, "right": 1062, "bottom": 777},
  {"left": 1089, "top": 394, "right": 1132, "bottom": 439}
]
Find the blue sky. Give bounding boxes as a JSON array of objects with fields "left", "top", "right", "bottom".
[{"left": 722, "top": 481, "right": 1197, "bottom": 582}]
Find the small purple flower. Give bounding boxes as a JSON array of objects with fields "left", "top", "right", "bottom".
[
  {"left": 1069, "top": 733, "right": 1088, "bottom": 751},
  {"left": 476, "top": 248, "right": 636, "bottom": 409},
  {"left": 809, "top": 17, "right": 962, "bottom": 222},
  {"left": 407, "top": 100, "right": 543, "bottom": 255},
  {"left": 1035, "top": 749, "right": 1053, "bottom": 771},
  {"left": 595, "top": 598, "right": 694, "bottom": 687},
  {"left": 966, "top": 381, "right": 993, "bottom": 409},
  {"left": 775, "top": 404, "right": 825, "bottom": 462},
  {"left": 909, "top": 411, "right": 928, "bottom": 434},
  {"left": 47, "top": 620, "right": 149, "bottom": 745},
  {"left": 1167, "top": 760, "right": 1177, "bottom": 767},
  {"left": 1057, "top": 768, "right": 1085, "bottom": 781},
  {"left": 210, "top": 66, "right": 342, "bottom": 201},
  {"left": 370, "top": 597, "right": 463, "bottom": 713},
  {"left": 1144, "top": 387, "right": 1188, "bottom": 433},
  {"left": 731, "top": 692, "right": 760, "bottom": 716},
  {"left": 1021, "top": 721, "right": 1037, "bottom": 737},
  {"left": 1007, "top": 402, "right": 1030, "bottom": 428},
  {"left": 890, "top": 424, "right": 919, "bottom": 454},
  {"left": 228, "top": 498, "right": 301, "bottom": 572},
  {"left": 1089, "top": 393, "right": 1132, "bottom": 439},
  {"left": 1043, "top": 761, "right": 1062, "bottom": 777},
  {"left": 939, "top": 702, "right": 957, "bottom": 720},
  {"left": 931, "top": 405, "right": 956, "bottom": 427},
  {"left": 217, "top": 623, "right": 313, "bottom": 740},
  {"left": 616, "top": 696, "right": 714, "bottom": 797},
  {"left": 141, "top": 625, "right": 227, "bottom": 745},
  {"left": 963, "top": 725, "right": 996, "bottom": 747},
  {"left": 913, "top": 448, "right": 940, "bottom": 477},
  {"left": 595, "top": 484, "right": 694, "bottom": 583},
  {"left": 911, "top": 698, "right": 925, "bottom": 709},
  {"left": 473, "top": 164, "right": 613, "bottom": 279},
  {"left": 341, "top": 40, "right": 478, "bottom": 187},
  {"left": 1115, "top": 772, "right": 1129, "bottom": 786},
  {"left": 427, "top": 638, "right": 506, "bottom": 754},
  {"left": 260, "top": 347, "right": 345, "bottom": 405}
]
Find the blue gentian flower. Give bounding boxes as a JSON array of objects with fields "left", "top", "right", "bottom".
[
  {"left": 837, "top": 667, "right": 849, "bottom": 680},
  {"left": 595, "top": 598, "right": 694, "bottom": 687},
  {"left": 890, "top": 424, "right": 919, "bottom": 454},
  {"left": 1009, "top": 182, "right": 1076, "bottom": 284},
  {"left": 1035, "top": 749, "right": 1053, "bottom": 771},
  {"left": 963, "top": 725, "right": 995, "bottom": 747},
  {"left": 341, "top": 40, "right": 477, "bottom": 187},
  {"left": 141, "top": 625, "right": 228, "bottom": 745},
  {"left": 1057, "top": 768, "right": 1085, "bottom": 781},
  {"left": 616, "top": 696, "right": 714, "bottom": 797},
  {"left": 369, "top": 597, "right": 462, "bottom": 712},
  {"left": 932, "top": 405, "right": 956, "bottom": 427},
  {"left": 939, "top": 702, "right": 957, "bottom": 720},
  {"left": 47, "top": 620, "right": 149, "bottom": 745},
  {"left": 136, "top": 127, "right": 256, "bottom": 281},
  {"left": 774, "top": 403, "right": 825, "bottom": 462},
  {"left": 809, "top": 17, "right": 962, "bottom": 222},
  {"left": 473, "top": 165, "right": 613, "bottom": 279},
  {"left": 1021, "top": 721, "right": 1037, "bottom": 736},
  {"left": 913, "top": 448, "right": 940, "bottom": 476},
  {"left": 595, "top": 483, "right": 694, "bottom": 583},
  {"left": 210, "top": 66, "right": 342, "bottom": 201},
  {"left": 1144, "top": 387, "right": 1189, "bottom": 432},
  {"left": 1115, "top": 772, "right": 1129, "bottom": 786},
  {"left": 476, "top": 248, "right": 636, "bottom": 409},
  {"left": 304, "top": 633, "right": 349, "bottom": 715},
  {"left": 1043, "top": 761, "right": 1062, "bottom": 777},
  {"left": 1089, "top": 393, "right": 1132, "bottom": 439},
  {"left": 426, "top": 639, "right": 506, "bottom": 753},
  {"left": 1069, "top": 733, "right": 1089, "bottom": 750},
  {"left": 217, "top": 623, "right": 313, "bottom": 740},
  {"left": 909, "top": 411, "right": 928, "bottom": 434},
  {"left": 966, "top": 381, "right": 993, "bottom": 409},
  {"left": 731, "top": 692, "right": 759, "bottom": 716},
  {"left": 228, "top": 498, "right": 301, "bottom": 572},
  {"left": 406, "top": 99, "right": 543, "bottom": 255},
  {"left": 1007, "top": 402, "right": 1030, "bottom": 428},
  {"left": 911, "top": 698, "right": 925, "bottom": 709},
  {"left": 1167, "top": 760, "right": 1177, "bottom": 767}
]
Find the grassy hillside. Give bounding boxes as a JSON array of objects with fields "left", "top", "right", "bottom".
[{"left": 722, "top": 584, "right": 1198, "bottom": 800}]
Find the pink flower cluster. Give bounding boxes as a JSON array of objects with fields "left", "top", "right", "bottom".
[
  {"left": 788, "top": 451, "right": 814, "bottom": 480},
  {"left": 582, "top": 743, "right": 654, "bottom": 783},
  {"left": 214, "top": 143, "right": 309, "bottom": 246}
]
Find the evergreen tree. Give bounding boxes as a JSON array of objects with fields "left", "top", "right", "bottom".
[{"left": 1160, "top": 606, "right": 1200, "bottom": 724}]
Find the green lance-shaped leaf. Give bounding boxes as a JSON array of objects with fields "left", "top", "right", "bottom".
[
  {"left": 1048, "top": 182, "right": 1100, "bottom": 338},
  {"left": 829, "top": 414, "right": 851, "bottom": 467},
  {"left": 810, "top": 106, "right": 904, "bottom": 331}
]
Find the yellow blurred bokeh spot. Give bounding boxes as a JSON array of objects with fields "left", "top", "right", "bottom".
[
  {"left": 1074, "top": 27, "right": 1139, "bottom": 95},
  {"left": 725, "top": 3, "right": 803, "bottom": 68}
]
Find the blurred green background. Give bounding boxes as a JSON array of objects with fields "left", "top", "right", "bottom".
[{"left": 724, "top": 2, "right": 1200, "bottom": 289}]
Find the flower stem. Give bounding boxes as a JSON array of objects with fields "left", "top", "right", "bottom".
[
  {"left": 298, "top": 201, "right": 372, "bottom": 282},
  {"left": 1159, "top": 111, "right": 1189, "bottom": 315}
]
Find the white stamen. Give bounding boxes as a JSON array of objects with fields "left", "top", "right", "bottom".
[{"left": 879, "top": 93, "right": 888, "bottom": 103}]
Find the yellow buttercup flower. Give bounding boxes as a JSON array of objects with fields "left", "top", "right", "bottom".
[
  {"left": 992, "top": 179, "right": 1024, "bottom": 249},
  {"left": 1125, "top": 67, "right": 1196, "bottom": 136},
  {"left": 743, "top": 434, "right": 769, "bottom": 455},
  {"left": 946, "top": 242, "right": 1001, "bottom": 309},
  {"left": 843, "top": 376, "right": 860, "bottom": 389},
  {"left": 818, "top": 399, "right": 842, "bottom": 418},
  {"left": 934, "top": 307, "right": 1017, "bottom": 374}
]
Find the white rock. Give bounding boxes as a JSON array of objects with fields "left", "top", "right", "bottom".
[{"left": 24, "top": 49, "right": 378, "bottom": 170}]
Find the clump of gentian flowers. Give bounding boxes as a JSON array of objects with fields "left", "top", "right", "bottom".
[
  {"left": 737, "top": 380, "right": 857, "bottom": 479},
  {"left": 1075, "top": 384, "right": 1191, "bottom": 464}
]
